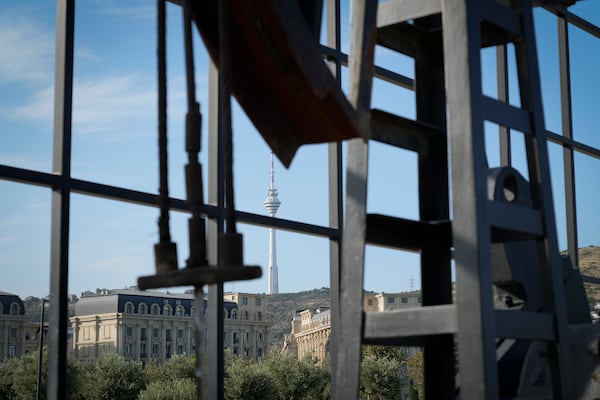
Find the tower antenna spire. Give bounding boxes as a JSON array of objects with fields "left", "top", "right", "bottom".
[{"left": 264, "top": 152, "right": 281, "bottom": 294}]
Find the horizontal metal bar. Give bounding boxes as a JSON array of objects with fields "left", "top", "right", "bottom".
[
  {"left": 482, "top": 96, "right": 531, "bottom": 133},
  {"left": 543, "top": 6, "right": 600, "bottom": 38},
  {"left": 363, "top": 304, "right": 457, "bottom": 340},
  {"left": 480, "top": 0, "right": 521, "bottom": 36},
  {"left": 377, "top": 0, "right": 441, "bottom": 28},
  {"left": 366, "top": 213, "right": 452, "bottom": 251},
  {"left": 370, "top": 109, "right": 444, "bottom": 154},
  {"left": 0, "top": 164, "right": 339, "bottom": 239},
  {"left": 320, "top": 45, "right": 414, "bottom": 89},
  {"left": 495, "top": 310, "right": 556, "bottom": 340},
  {"left": 488, "top": 200, "right": 544, "bottom": 241},
  {"left": 582, "top": 275, "right": 600, "bottom": 286},
  {"left": 546, "top": 130, "right": 600, "bottom": 159}
]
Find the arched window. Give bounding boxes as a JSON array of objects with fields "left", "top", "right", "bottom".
[
  {"left": 175, "top": 305, "right": 184, "bottom": 317},
  {"left": 151, "top": 304, "right": 160, "bottom": 315},
  {"left": 164, "top": 305, "right": 172, "bottom": 316},
  {"left": 124, "top": 302, "right": 134, "bottom": 314},
  {"left": 10, "top": 303, "right": 19, "bottom": 316},
  {"left": 231, "top": 309, "right": 237, "bottom": 320},
  {"left": 242, "top": 311, "right": 249, "bottom": 320},
  {"left": 256, "top": 312, "right": 262, "bottom": 321},
  {"left": 138, "top": 303, "right": 147, "bottom": 315}
]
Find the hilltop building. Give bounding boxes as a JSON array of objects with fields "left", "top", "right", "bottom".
[
  {"left": 70, "top": 288, "right": 269, "bottom": 363},
  {"left": 283, "top": 292, "right": 422, "bottom": 362}
]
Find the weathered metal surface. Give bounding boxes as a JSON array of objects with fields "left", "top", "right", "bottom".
[{"left": 191, "top": 0, "right": 363, "bottom": 167}]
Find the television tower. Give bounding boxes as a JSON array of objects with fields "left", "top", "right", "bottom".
[{"left": 264, "top": 153, "right": 281, "bottom": 294}]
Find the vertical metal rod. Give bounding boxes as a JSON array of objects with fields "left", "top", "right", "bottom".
[
  {"left": 157, "top": 0, "right": 171, "bottom": 244},
  {"left": 442, "top": 0, "right": 499, "bottom": 398},
  {"left": 48, "top": 1, "right": 74, "bottom": 399},
  {"left": 207, "top": 60, "right": 225, "bottom": 400},
  {"left": 326, "top": 0, "right": 342, "bottom": 395},
  {"left": 497, "top": 44, "right": 512, "bottom": 167},
  {"left": 557, "top": 9, "right": 579, "bottom": 267},
  {"left": 36, "top": 299, "right": 47, "bottom": 400}
]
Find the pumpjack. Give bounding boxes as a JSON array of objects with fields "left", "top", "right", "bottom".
[{"left": 143, "top": 0, "right": 600, "bottom": 398}]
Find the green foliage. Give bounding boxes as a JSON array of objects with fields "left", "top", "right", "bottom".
[
  {"left": 261, "top": 353, "right": 330, "bottom": 400},
  {"left": 9, "top": 350, "right": 83, "bottom": 400},
  {"left": 145, "top": 354, "right": 196, "bottom": 382},
  {"left": 405, "top": 351, "right": 423, "bottom": 400},
  {"left": 224, "top": 356, "right": 277, "bottom": 400},
  {"left": 0, "top": 358, "right": 19, "bottom": 400},
  {"left": 138, "top": 378, "right": 196, "bottom": 400},
  {"left": 407, "top": 379, "right": 420, "bottom": 400},
  {"left": 361, "top": 345, "right": 405, "bottom": 363},
  {"left": 80, "top": 353, "right": 146, "bottom": 400},
  {"left": 359, "top": 355, "right": 403, "bottom": 400}
]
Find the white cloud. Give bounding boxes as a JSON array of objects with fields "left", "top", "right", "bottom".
[
  {"left": 6, "top": 74, "right": 163, "bottom": 140},
  {"left": 0, "top": 15, "right": 54, "bottom": 84}
]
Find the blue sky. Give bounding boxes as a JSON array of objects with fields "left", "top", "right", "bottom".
[{"left": 0, "top": 1, "right": 598, "bottom": 299}]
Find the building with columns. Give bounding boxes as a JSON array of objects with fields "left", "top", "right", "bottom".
[
  {"left": 283, "top": 292, "right": 422, "bottom": 362},
  {"left": 70, "top": 288, "right": 269, "bottom": 363}
]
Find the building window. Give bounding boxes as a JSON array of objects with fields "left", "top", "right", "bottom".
[
  {"left": 152, "top": 344, "right": 158, "bottom": 356},
  {"left": 177, "top": 345, "right": 184, "bottom": 355},
  {"left": 126, "top": 327, "right": 133, "bottom": 337},
  {"left": 124, "top": 302, "right": 134, "bottom": 314},
  {"left": 256, "top": 312, "right": 262, "bottom": 321},
  {"left": 166, "top": 329, "right": 172, "bottom": 341},
  {"left": 175, "top": 305, "right": 184, "bottom": 317},
  {"left": 125, "top": 344, "right": 132, "bottom": 354},
  {"left": 243, "top": 332, "right": 249, "bottom": 342},
  {"left": 177, "top": 329, "right": 183, "bottom": 339},
  {"left": 164, "top": 305, "right": 172, "bottom": 316},
  {"left": 401, "top": 297, "right": 408, "bottom": 304},
  {"left": 138, "top": 303, "right": 147, "bottom": 314},
  {"left": 153, "top": 328, "right": 159, "bottom": 338},
  {"left": 233, "top": 332, "right": 239, "bottom": 344},
  {"left": 242, "top": 297, "right": 248, "bottom": 305},
  {"left": 10, "top": 303, "right": 19, "bottom": 315},
  {"left": 151, "top": 304, "right": 160, "bottom": 315},
  {"left": 257, "top": 348, "right": 263, "bottom": 357},
  {"left": 387, "top": 297, "right": 395, "bottom": 304},
  {"left": 368, "top": 299, "right": 373, "bottom": 306},
  {"left": 255, "top": 298, "right": 261, "bottom": 306},
  {"left": 140, "top": 328, "right": 147, "bottom": 341},
  {"left": 231, "top": 310, "right": 237, "bottom": 320},
  {"left": 242, "top": 311, "right": 249, "bottom": 320},
  {"left": 166, "top": 344, "right": 172, "bottom": 358},
  {"left": 8, "top": 345, "right": 16, "bottom": 358},
  {"left": 141, "top": 343, "right": 147, "bottom": 358},
  {"left": 244, "top": 348, "right": 250, "bottom": 357},
  {"left": 257, "top": 333, "right": 263, "bottom": 342}
]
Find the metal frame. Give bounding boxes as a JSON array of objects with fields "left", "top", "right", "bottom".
[{"left": 0, "top": 1, "right": 599, "bottom": 399}]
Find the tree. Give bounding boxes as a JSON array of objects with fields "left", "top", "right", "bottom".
[
  {"left": 145, "top": 354, "right": 196, "bottom": 383},
  {"left": 360, "top": 355, "right": 403, "bottom": 400},
  {"left": 224, "top": 356, "right": 277, "bottom": 400},
  {"left": 405, "top": 351, "right": 424, "bottom": 400},
  {"left": 11, "top": 350, "right": 83, "bottom": 400},
  {"left": 0, "top": 358, "right": 19, "bottom": 400},
  {"left": 138, "top": 378, "right": 196, "bottom": 400},
  {"left": 260, "top": 353, "right": 330, "bottom": 400},
  {"left": 79, "top": 353, "right": 146, "bottom": 400}
]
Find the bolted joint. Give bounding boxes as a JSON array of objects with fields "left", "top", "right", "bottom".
[
  {"left": 154, "top": 242, "right": 178, "bottom": 273},
  {"left": 187, "top": 216, "right": 208, "bottom": 267},
  {"left": 185, "top": 104, "right": 202, "bottom": 153},
  {"left": 185, "top": 163, "right": 204, "bottom": 205},
  {"left": 218, "top": 232, "right": 243, "bottom": 268}
]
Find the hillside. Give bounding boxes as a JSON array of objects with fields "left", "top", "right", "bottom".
[
  {"left": 265, "top": 287, "right": 331, "bottom": 350},
  {"left": 578, "top": 245, "right": 600, "bottom": 304}
]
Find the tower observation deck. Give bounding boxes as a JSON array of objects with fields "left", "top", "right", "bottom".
[{"left": 264, "top": 153, "right": 281, "bottom": 294}]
